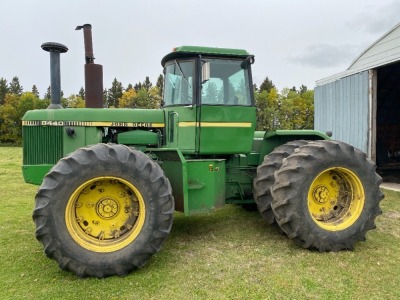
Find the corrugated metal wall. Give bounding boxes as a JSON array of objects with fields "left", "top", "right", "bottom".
[{"left": 315, "top": 71, "right": 369, "bottom": 153}]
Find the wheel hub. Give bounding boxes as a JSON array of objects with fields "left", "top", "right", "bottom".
[
  {"left": 96, "top": 198, "right": 119, "bottom": 219},
  {"left": 65, "top": 176, "right": 145, "bottom": 252},
  {"left": 312, "top": 186, "right": 329, "bottom": 204},
  {"left": 307, "top": 167, "right": 365, "bottom": 231}
]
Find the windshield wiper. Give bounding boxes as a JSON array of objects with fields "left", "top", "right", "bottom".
[
  {"left": 175, "top": 60, "right": 190, "bottom": 85},
  {"left": 174, "top": 60, "right": 192, "bottom": 101}
]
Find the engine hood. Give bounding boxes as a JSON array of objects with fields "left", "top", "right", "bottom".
[{"left": 22, "top": 108, "right": 165, "bottom": 129}]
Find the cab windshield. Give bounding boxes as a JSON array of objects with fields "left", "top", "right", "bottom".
[{"left": 163, "top": 58, "right": 252, "bottom": 106}]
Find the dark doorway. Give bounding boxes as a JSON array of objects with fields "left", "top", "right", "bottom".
[{"left": 376, "top": 62, "right": 400, "bottom": 182}]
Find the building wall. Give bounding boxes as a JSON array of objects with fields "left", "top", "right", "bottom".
[{"left": 314, "top": 71, "right": 369, "bottom": 153}]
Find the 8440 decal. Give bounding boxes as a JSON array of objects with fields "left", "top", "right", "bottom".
[{"left": 22, "top": 120, "right": 164, "bottom": 128}]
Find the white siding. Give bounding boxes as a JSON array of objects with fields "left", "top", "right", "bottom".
[
  {"left": 348, "top": 23, "right": 400, "bottom": 72},
  {"left": 315, "top": 71, "right": 369, "bottom": 153},
  {"left": 317, "top": 23, "right": 400, "bottom": 86}
]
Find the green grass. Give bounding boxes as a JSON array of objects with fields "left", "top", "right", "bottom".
[{"left": 1, "top": 147, "right": 399, "bottom": 299}]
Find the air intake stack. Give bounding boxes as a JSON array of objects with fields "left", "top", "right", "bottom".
[
  {"left": 76, "top": 24, "right": 104, "bottom": 108},
  {"left": 41, "top": 42, "right": 68, "bottom": 109}
]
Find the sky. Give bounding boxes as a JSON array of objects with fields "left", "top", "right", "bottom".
[{"left": 1, "top": 0, "right": 400, "bottom": 97}]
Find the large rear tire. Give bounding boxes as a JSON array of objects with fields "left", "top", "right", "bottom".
[
  {"left": 33, "top": 144, "right": 174, "bottom": 278},
  {"left": 271, "top": 140, "right": 383, "bottom": 251},
  {"left": 253, "top": 140, "right": 308, "bottom": 224}
]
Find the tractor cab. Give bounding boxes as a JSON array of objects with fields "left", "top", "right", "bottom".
[{"left": 161, "top": 46, "right": 257, "bottom": 155}]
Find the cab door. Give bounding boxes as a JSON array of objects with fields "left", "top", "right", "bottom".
[
  {"left": 165, "top": 105, "right": 198, "bottom": 152},
  {"left": 163, "top": 59, "right": 199, "bottom": 153},
  {"left": 198, "top": 105, "right": 256, "bottom": 154},
  {"left": 197, "top": 58, "right": 256, "bottom": 154}
]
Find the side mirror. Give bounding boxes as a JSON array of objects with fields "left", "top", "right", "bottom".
[
  {"left": 202, "top": 62, "right": 210, "bottom": 83},
  {"left": 241, "top": 56, "right": 255, "bottom": 69}
]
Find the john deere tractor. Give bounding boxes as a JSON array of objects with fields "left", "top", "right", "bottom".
[{"left": 22, "top": 26, "right": 383, "bottom": 278}]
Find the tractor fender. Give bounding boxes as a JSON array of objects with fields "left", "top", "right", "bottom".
[{"left": 254, "top": 130, "right": 331, "bottom": 165}]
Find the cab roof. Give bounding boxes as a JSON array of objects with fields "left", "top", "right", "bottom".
[{"left": 161, "top": 45, "right": 251, "bottom": 66}]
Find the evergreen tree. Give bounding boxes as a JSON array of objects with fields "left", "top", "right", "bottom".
[
  {"left": 126, "top": 83, "right": 133, "bottom": 91},
  {"left": 203, "top": 82, "right": 219, "bottom": 103},
  {"left": 142, "top": 76, "right": 152, "bottom": 91},
  {"left": 259, "top": 77, "right": 275, "bottom": 93},
  {"left": 0, "top": 78, "right": 9, "bottom": 105},
  {"left": 253, "top": 83, "right": 258, "bottom": 92},
  {"left": 78, "top": 87, "right": 85, "bottom": 100},
  {"left": 9, "top": 76, "right": 23, "bottom": 96},
  {"left": 107, "top": 78, "right": 123, "bottom": 107},
  {"left": 103, "top": 88, "right": 108, "bottom": 107},
  {"left": 44, "top": 86, "right": 51, "bottom": 100},
  {"left": 156, "top": 74, "right": 164, "bottom": 96},
  {"left": 299, "top": 84, "right": 308, "bottom": 95},
  {"left": 134, "top": 82, "right": 142, "bottom": 92},
  {"left": 42, "top": 86, "right": 63, "bottom": 102},
  {"left": 31, "top": 85, "right": 39, "bottom": 98}
]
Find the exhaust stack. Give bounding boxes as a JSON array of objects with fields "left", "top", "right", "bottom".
[
  {"left": 76, "top": 24, "right": 104, "bottom": 108},
  {"left": 41, "top": 42, "right": 68, "bottom": 109}
]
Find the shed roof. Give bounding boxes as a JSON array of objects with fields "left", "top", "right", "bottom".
[{"left": 316, "top": 23, "right": 400, "bottom": 86}]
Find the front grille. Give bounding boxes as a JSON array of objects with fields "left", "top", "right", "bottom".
[{"left": 23, "top": 126, "right": 63, "bottom": 165}]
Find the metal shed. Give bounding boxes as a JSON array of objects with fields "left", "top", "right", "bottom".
[{"left": 315, "top": 23, "right": 400, "bottom": 173}]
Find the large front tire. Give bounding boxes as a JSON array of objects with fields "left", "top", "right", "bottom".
[
  {"left": 271, "top": 140, "right": 383, "bottom": 251},
  {"left": 33, "top": 144, "right": 174, "bottom": 278}
]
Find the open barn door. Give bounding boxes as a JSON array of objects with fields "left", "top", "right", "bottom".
[{"left": 375, "top": 62, "right": 400, "bottom": 181}]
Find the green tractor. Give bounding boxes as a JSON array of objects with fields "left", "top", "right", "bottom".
[{"left": 22, "top": 27, "right": 383, "bottom": 278}]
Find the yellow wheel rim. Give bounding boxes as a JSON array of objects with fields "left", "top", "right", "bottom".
[
  {"left": 65, "top": 176, "right": 145, "bottom": 252},
  {"left": 307, "top": 167, "right": 365, "bottom": 231}
]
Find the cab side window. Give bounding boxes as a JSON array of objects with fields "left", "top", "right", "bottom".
[{"left": 201, "top": 59, "right": 252, "bottom": 106}]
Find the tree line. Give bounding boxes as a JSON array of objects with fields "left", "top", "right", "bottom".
[
  {"left": 0, "top": 75, "right": 313, "bottom": 144},
  {"left": 254, "top": 77, "right": 314, "bottom": 131}
]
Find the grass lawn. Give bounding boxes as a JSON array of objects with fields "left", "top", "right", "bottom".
[{"left": 1, "top": 147, "right": 399, "bottom": 299}]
